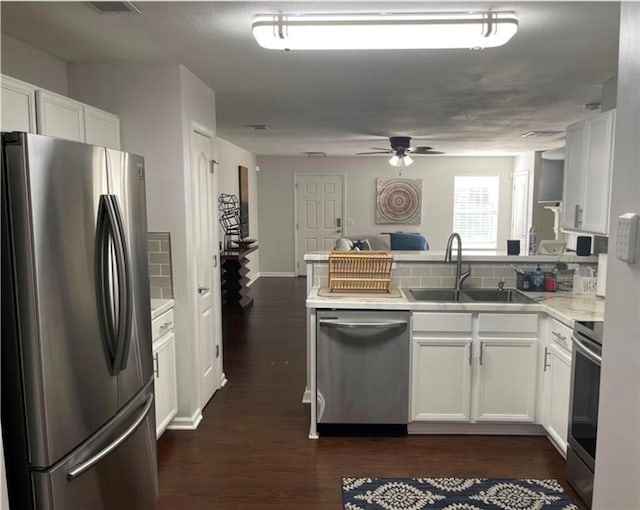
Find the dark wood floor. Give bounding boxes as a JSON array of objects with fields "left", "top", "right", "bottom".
[{"left": 156, "top": 277, "right": 586, "bottom": 509}]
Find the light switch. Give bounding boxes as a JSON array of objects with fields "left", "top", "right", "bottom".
[{"left": 615, "top": 213, "right": 639, "bottom": 263}]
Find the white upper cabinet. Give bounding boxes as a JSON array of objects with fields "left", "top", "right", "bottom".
[
  {"left": 562, "top": 109, "right": 616, "bottom": 235},
  {"left": 1, "top": 74, "right": 37, "bottom": 132},
  {"left": 84, "top": 105, "right": 121, "bottom": 149},
  {"left": 2, "top": 75, "right": 121, "bottom": 148},
  {"left": 36, "top": 89, "right": 86, "bottom": 142}
]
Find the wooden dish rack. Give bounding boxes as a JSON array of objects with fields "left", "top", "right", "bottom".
[{"left": 328, "top": 251, "right": 393, "bottom": 293}]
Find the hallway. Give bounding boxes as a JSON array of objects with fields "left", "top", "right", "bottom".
[{"left": 156, "top": 277, "right": 583, "bottom": 509}]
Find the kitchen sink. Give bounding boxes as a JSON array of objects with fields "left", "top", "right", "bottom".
[
  {"left": 406, "top": 288, "right": 467, "bottom": 302},
  {"left": 405, "top": 288, "right": 537, "bottom": 304},
  {"left": 462, "top": 288, "right": 537, "bottom": 303}
]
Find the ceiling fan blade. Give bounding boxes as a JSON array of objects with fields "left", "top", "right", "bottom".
[
  {"left": 370, "top": 147, "right": 392, "bottom": 151},
  {"left": 356, "top": 150, "right": 392, "bottom": 155},
  {"left": 414, "top": 150, "right": 445, "bottom": 155},
  {"left": 410, "top": 146, "right": 444, "bottom": 155}
]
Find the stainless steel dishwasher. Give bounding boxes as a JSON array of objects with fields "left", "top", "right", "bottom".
[{"left": 316, "top": 310, "right": 410, "bottom": 432}]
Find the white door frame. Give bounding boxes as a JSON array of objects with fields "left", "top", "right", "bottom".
[{"left": 293, "top": 173, "right": 347, "bottom": 276}]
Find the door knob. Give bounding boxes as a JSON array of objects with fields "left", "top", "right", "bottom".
[{"left": 198, "top": 286, "right": 210, "bottom": 294}]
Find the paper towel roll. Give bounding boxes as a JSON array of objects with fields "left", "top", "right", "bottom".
[{"left": 597, "top": 253, "right": 608, "bottom": 297}]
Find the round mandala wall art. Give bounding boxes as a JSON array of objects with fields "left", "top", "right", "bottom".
[{"left": 376, "top": 178, "right": 422, "bottom": 225}]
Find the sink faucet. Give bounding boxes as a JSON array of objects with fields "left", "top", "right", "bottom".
[{"left": 444, "top": 233, "right": 470, "bottom": 291}]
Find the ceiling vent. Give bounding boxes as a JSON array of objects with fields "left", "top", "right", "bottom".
[
  {"left": 246, "top": 124, "right": 268, "bottom": 130},
  {"left": 88, "top": 2, "right": 141, "bottom": 14},
  {"left": 521, "top": 130, "right": 563, "bottom": 139},
  {"left": 304, "top": 152, "right": 327, "bottom": 157}
]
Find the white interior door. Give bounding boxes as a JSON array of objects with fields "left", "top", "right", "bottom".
[
  {"left": 511, "top": 171, "right": 531, "bottom": 252},
  {"left": 191, "top": 127, "right": 221, "bottom": 409},
  {"left": 295, "top": 174, "right": 344, "bottom": 276}
]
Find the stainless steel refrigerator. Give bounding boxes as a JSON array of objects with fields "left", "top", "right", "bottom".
[{"left": 1, "top": 132, "right": 158, "bottom": 509}]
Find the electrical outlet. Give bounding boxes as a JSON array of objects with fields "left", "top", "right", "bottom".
[{"left": 615, "top": 213, "right": 639, "bottom": 263}]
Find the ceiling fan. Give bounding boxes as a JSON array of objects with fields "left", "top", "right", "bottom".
[{"left": 357, "top": 136, "right": 444, "bottom": 167}]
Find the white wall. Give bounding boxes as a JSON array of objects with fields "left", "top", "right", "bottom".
[
  {"left": 593, "top": 4, "right": 640, "bottom": 509},
  {"left": 68, "top": 62, "right": 214, "bottom": 423},
  {"left": 1, "top": 33, "right": 68, "bottom": 95},
  {"left": 216, "top": 137, "right": 259, "bottom": 281},
  {"left": 257, "top": 156, "right": 514, "bottom": 274}
]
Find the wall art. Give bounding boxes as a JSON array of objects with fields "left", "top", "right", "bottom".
[{"left": 376, "top": 178, "right": 422, "bottom": 224}]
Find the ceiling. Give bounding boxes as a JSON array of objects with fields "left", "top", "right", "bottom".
[{"left": 0, "top": 2, "right": 620, "bottom": 156}]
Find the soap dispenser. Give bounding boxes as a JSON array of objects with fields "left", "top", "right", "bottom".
[{"left": 533, "top": 264, "right": 544, "bottom": 291}]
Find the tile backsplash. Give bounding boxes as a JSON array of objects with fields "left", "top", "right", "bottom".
[
  {"left": 312, "top": 260, "right": 597, "bottom": 290},
  {"left": 148, "top": 232, "right": 173, "bottom": 299}
]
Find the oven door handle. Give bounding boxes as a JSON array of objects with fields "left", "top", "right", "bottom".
[{"left": 573, "top": 336, "right": 602, "bottom": 366}]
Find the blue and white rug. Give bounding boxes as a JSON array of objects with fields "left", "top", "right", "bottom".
[{"left": 342, "top": 477, "right": 579, "bottom": 510}]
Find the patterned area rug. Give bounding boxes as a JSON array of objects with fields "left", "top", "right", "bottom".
[{"left": 342, "top": 477, "right": 579, "bottom": 510}]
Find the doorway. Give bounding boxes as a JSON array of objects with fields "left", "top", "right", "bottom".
[{"left": 294, "top": 174, "right": 345, "bottom": 276}]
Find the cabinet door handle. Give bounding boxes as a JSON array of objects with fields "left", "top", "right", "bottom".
[
  {"left": 479, "top": 342, "right": 484, "bottom": 366},
  {"left": 159, "top": 321, "right": 172, "bottom": 333},
  {"left": 153, "top": 353, "right": 159, "bottom": 378},
  {"left": 543, "top": 347, "right": 551, "bottom": 372},
  {"left": 468, "top": 343, "right": 472, "bottom": 366},
  {"left": 213, "top": 254, "right": 218, "bottom": 268}
]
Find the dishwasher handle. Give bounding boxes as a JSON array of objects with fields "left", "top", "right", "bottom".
[{"left": 319, "top": 319, "right": 407, "bottom": 329}]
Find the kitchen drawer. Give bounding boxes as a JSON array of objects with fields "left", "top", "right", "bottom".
[
  {"left": 550, "top": 319, "right": 572, "bottom": 351},
  {"left": 413, "top": 312, "right": 472, "bottom": 333},
  {"left": 152, "top": 309, "right": 174, "bottom": 341},
  {"left": 478, "top": 313, "right": 538, "bottom": 335}
]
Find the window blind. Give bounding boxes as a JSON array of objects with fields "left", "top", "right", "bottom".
[{"left": 453, "top": 175, "right": 499, "bottom": 249}]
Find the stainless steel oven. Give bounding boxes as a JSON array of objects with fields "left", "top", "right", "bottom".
[{"left": 567, "top": 321, "right": 603, "bottom": 508}]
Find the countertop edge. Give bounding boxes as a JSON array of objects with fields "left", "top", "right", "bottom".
[
  {"left": 151, "top": 298, "right": 175, "bottom": 319},
  {"left": 306, "top": 288, "right": 604, "bottom": 327}
]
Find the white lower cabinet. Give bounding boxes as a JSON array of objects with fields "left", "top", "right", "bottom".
[
  {"left": 542, "top": 319, "right": 573, "bottom": 454},
  {"left": 411, "top": 312, "right": 539, "bottom": 424},
  {"left": 152, "top": 309, "right": 178, "bottom": 438},
  {"left": 474, "top": 339, "right": 538, "bottom": 422},
  {"left": 412, "top": 339, "right": 472, "bottom": 421}
]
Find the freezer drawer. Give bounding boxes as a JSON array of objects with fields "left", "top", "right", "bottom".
[
  {"left": 317, "top": 310, "right": 410, "bottom": 424},
  {"left": 31, "top": 381, "right": 157, "bottom": 510}
]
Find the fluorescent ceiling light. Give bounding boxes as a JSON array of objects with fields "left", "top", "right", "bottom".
[
  {"left": 389, "top": 155, "right": 413, "bottom": 167},
  {"left": 252, "top": 12, "right": 518, "bottom": 50}
]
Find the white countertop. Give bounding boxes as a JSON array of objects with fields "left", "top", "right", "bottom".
[
  {"left": 306, "top": 288, "right": 604, "bottom": 327},
  {"left": 304, "top": 251, "right": 598, "bottom": 264},
  {"left": 150, "top": 298, "right": 175, "bottom": 319}
]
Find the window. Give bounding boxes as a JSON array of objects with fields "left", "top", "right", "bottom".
[{"left": 453, "top": 175, "right": 499, "bottom": 249}]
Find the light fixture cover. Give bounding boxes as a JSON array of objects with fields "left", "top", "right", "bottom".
[
  {"left": 389, "top": 155, "right": 414, "bottom": 167},
  {"left": 252, "top": 12, "right": 518, "bottom": 50}
]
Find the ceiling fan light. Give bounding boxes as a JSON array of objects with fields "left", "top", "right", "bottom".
[
  {"left": 252, "top": 12, "right": 518, "bottom": 50},
  {"left": 389, "top": 155, "right": 401, "bottom": 167},
  {"left": 403, "top": 155, "right": 414, "bottom": 166}
]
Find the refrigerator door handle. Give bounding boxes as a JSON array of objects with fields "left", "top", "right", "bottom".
[
  {"left": 95, "top": 195, "right": 118, "bottom": 373},
  {"left": 108, "top": 195, "right": 133, "bottom": 371},
  {"left": 66, "top": 393, "right": 153, "bottom": 481}
]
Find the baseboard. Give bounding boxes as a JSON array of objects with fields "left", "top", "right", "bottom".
[
  {"left": 408, "top": 422, "right": 546, "bottom": 435},
  {"left": 167, "top": 408, "right": 203, "bottom": 431},
  {"left": 247, "top": 274, "right": 260, "bottom": 286},
  {"left": 220, "top": 372, "right": 228, "bottom": 387},
  {"left": 301, "top": 388, "right": 311, "bottom": 404},
  {"left": 259, "top": 272, "right": 296, "bottom": 277}
]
